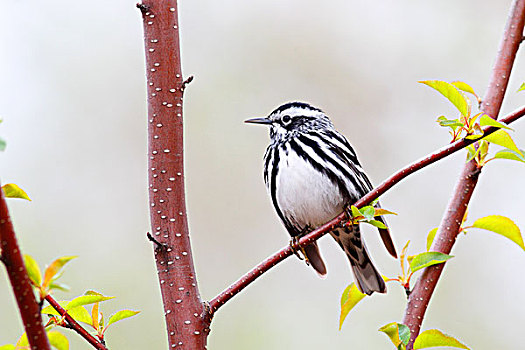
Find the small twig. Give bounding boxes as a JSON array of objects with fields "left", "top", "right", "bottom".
[
  {"left": 45, "top": 294, "right": 108, "bottom": 350},
  {"left": 181, "top": 75, "right": 194, "bottom": 91},
  {"left": 146, "top": 232, "right": 168, "bottom": 251},
  {"left": 404, "top": 285, "right": 411, "bottom": 298},
  {"left": 136, "top": 3, "right": 150, "bottom": 13},
  {"left": 207, "top": 105, "right": 525, "bottom": 316}
]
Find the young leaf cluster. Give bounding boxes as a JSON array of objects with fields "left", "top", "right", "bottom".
[
  {"left": 41, "top": 291, "right": 139, "bottom": 344},
  {"left": 1, "top": 256, "right": 139, "bottom": 350},
  {"left": 24, "top": 255, "right": 76, "bottom": 299},
  {"left": 339, "top": 222, "right": 453, "bottom": 330},
  {"left": 348, "top": 202, "right": 396, "bottom": 230},
  {"left": 390, "top": 241, "right": 453, "bottom": 296},
  {"left": 421, "top": 80, "right": 525, "bottom": 167}
]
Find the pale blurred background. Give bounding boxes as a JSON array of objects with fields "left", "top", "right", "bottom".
[{"left": 1, "top": 0, "right": 525, "bottom": 349}]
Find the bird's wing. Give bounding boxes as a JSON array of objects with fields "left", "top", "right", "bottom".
[{"left": 319, "top": 129, "right": 398, "bottom": 258}]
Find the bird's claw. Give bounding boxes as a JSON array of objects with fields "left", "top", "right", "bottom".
[{"left": 289, "top": 237, "right": 310, "bottom": 266}]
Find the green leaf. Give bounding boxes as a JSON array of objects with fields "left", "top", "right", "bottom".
[
  {"left": 0, "top": 345, "right": 15, "bottom": 350},
  {"left": 24, "top": 255, "right": 42, "bottom": 287},
  {"left": 106, "top": 310, "right": 140, "bottom": 328},
  {"left": 92, "top": 302, "right": 100, "bottom": 330},
  {"left": 361, "top": 206, "right": 375, "bottom": 221},
  {"left": 85, "top": 290, "right": 103, "bottom": 296},
  {"left": 409, "top": 252, "right": 453, "bottom": 273},
  {"left": 67, "top": 306, "right": 93, "bottom": 325},
  {"left": 1, "top": 184, "right": 31, "bottom": 201},
  {"left": 368, "top": 220, "right": 388, "bottom": 229},
  {"left": 48, "top": 282, "right": 71, "bottom": 292},
  {"left": 379, "top": 322, "right": 411, "bottom": 348},
  {"left": 42, "top": 301, "right": 94, "bottom": 325},
  {"left": 465, "top": 145, "right": 479, "bottom": 162},
  {"left": 42, "top": 256, "right": 77, "bottom": 290},
  {"left": 451, "top": 81, "right": 480, "bottom": 103},
  {"left": 350, "top": 205, "right": 362, "bottom": 218},
  {"left": 0, "top": 137, "right": 6, "bottom": 152},
  {"left": 420, "top": 80, "right": 469, "bottom": 118},
  {"left": 66, "top": 294, "right": 114, "bottom": 310},
  {"left": 436, "top": 116, "right": 464, "bottom": 129},
  {"left": 484, "top": 129, "right": 523, "bottom": 156},
  {"left": 518, "top": 82, "right": 525, "bottom": 92},
  {"left": 41, "top": 301, "right": 68, "bottom": 316},
  {"left": 465, "top": 134, "right": 482, "bottom": 140},
  {"left": 413, "top": 329, "right": 469, "bottom": 349},
  {"left": 47, "top": 330, "right": 69, "bottom": 350},
  {"left": 15, "top": 333, "right": 28, "bottom": 347},
  {"left": 479, "top": 114, "right": 512, "bottom": 131},
  {"left": 374, "top": 208, "right": 398, "bottom": 216},
  {"left": 471, "top": 215, "right": 524, "bottom": 250},
  {"left": 339, "top": 283, "right": 366, "bottom": 330},
  {"left": 426, "top": 228, "right": 438, "bottom": 251},
  {"left": 493, "top": 149, "right": 525, "bottom": 163}
]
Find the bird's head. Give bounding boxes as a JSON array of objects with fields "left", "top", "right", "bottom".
[{"left": 245, "top": 102, "right": 333, "bottom": 141}]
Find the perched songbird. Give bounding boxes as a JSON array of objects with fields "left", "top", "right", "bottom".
[{"left": 245, "top": 102, "right": 397, "bottom": 295}]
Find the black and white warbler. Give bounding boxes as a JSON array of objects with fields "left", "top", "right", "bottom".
[{"left": 245, "top": 102, "right": 397, "bottom": 295}]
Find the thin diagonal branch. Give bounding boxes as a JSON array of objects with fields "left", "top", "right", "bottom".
[
  {"left": 402, "top": 0, "right": 525, "bottom": 348},
  {"left": 44, "top": 294, "right": 107, "bottom": 350},
  {"left": 0, "top": 185, "right": 51, "bottom": 350},
  {"left": 208, "top": 105, "right": 525, "bottom": 315}
]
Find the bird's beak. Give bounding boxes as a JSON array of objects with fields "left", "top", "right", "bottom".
[{"left": 244, "top": 117, "right": 272, "bottom": 125}]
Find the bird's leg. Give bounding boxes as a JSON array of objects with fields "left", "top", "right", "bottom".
[
  {"left": 289, "top": 237, "right": 304, "bottom": 260},
  {"left": 342, "top": 205, "right": 355, "bottom": 227},
  {"left": 289, "top": 236, "right": 310, "bottom": 266}
]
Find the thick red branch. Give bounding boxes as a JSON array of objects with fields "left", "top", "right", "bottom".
[
  {"left": 403, "top": 1, "right": 525, "bottom": 348},
  {"left": 0, "top": 185, "right": 50, "bottom": 349},
  {"left": 138, "top": 0, "right": 209, "bottom": 348},
  {"left": 0, "top": 189, "right": 50, "bottom": 350},
  {"left": 44, "top": 294, "right": 107, "bottom": 350},
  {"left": 208, "top": 106, "right": 525, "bottom": 315}
]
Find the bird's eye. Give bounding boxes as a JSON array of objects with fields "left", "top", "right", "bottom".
[{"left": 282, "top": 115, "right": 292, "bottom": 124}]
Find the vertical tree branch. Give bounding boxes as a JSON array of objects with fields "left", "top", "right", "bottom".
[
  {"left": 0, "top": 186, "right": 51, "bottom": 350},
  {"left": 402, "top": 1, "right": 525, "bottom": 347},
  {"left": 138, "top": 1, "right": 209, "bottom": 348}
]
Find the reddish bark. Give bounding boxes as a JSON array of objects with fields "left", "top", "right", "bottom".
[
  {"left": 402, "top": 1, "right": 525, "bottom": 348},
  {"left": 138, "top": 0, "right": 209, "bottom": 348},
  {"left": 0, "top": 186, "right": 51, "bottom": 350}
]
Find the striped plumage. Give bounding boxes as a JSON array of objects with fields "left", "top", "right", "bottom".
[{"left": 246, "top": 102, "right": 397, "bottom": 295}]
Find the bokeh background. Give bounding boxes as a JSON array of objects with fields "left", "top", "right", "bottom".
[{"left": 1, "top": 0, "right": 525, "bottom": 349}]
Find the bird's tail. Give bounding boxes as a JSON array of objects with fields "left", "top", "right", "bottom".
[
  {"left": 303, "top": 242, "right": 327, "bottom": 277},
  {"left": 331, "top": 225, "right": 386, "bottom": 295}
]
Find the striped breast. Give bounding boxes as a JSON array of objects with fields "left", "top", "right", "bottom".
[{"left": 263, "top": 130, "right": 362, "bottom": 235}]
